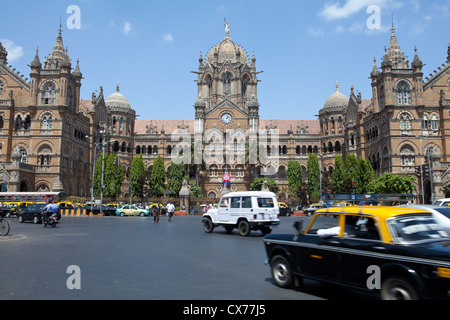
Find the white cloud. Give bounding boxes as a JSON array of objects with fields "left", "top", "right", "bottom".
[
  {"left": 0, "top": 39, "right": 24, "bottom": 63},
  {"left": 123, "top": 21, "right": 133, "bottom": 35},
  {"left": 307, "top": 27, "right": 325, "bottom": 37},
  {"left": 319, "top": 0, "right": 389, "bottom": 21},
  {"left": 163, "top": 33, "right": 174, "bottom": 42}
]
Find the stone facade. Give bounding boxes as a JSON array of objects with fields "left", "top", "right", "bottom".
[{"left": 0, "top": 25, "right": 449, "bottom": 203}]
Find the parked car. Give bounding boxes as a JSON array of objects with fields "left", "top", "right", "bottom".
[
  {"left": 264, "top": 206, "right": 450, "bottom": 300},
  {"left": 8, "top": 202, "right": 31, "bottom": 217},
  {"left": 278, "top": 202, "right": 294, "bottom": 216},
  {"left": 116, "top": 205, "right": 140, "bottom": 217},
  {"left": 303, "top": 203, "right": 325, "bottom": 217},
  {"left": 202, "top": 191, "right": 280, "bottom": 236},
  {"left": 58, "top": 201, "right": 75, "bottom": 209},
  {"left": 434, "top": 199, "right": 450, "bottom": 207},
  {"left": 18, "top": 203, "right": 48, "bottom": 224},
  {"left": 84, "top": 204, "right": 116, "bottom": 216}
]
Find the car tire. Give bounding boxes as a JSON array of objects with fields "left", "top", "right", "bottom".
[
  {"left": 381, "top": 276, "right": 418, "bottom": 300},
  {"left": 33, "top": 216, "right": 39, "bottom": 224},
  {"left": 203, "top": 217, "right": 214, "bottom": 233},
  {"left": 271, "top": 255, "right": 294, "bottom": 289},
  {"left": 238, "top": 220, "right": 250, "bottom": 237},
  {"left": 18, "top": 216, "right": 24, "bottom": 223},
  {"left": 120, "top": 212, "right": 125, "bottom": 217},
  {"left": 261, "top": 226, "right": 272, "bottom": 235}
]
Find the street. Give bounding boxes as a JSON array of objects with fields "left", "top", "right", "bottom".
[{"left": 0, "top": 215, "right": 375, "bottom": 301}]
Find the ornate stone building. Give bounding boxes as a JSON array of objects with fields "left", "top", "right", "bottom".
[{"left": 0, "top": 24, "right": 449, "bottom": 203}]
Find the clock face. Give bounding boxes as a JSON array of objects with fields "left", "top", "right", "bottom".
[
  {"left": 0, "top": 80, "right": 4, "bottom": 95},
  {"left": 221, "top": 113, "right": 233, "bottom": 124}
]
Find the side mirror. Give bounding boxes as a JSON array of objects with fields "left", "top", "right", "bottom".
[{"left": 293, "top": 221, "right": 303, "bottom": 233}]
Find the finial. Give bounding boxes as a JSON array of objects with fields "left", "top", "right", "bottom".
[
  {"left": 224, "top": 18, "right": 230, "bottom": 38},
  {"left": 336, "top": 81, "right": 339, "bottom": 92},
  {"left": 59, "top": 15, "right": 63, "bottom": 34},
  {"left": 391, "top": 13, "right": 395, "bottom": 33},
  {"left": 116, "top": 82, "right": 120, "bottom": 93}
]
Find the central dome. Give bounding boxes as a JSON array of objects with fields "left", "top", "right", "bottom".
[
  {"left": 105, "top": 83, "right": 131, "bottom": 111},
  {"left": 324, "top": 82, "right": 348, "bottom": 109},
  {"left": 206, "top": 37, "right": 249, "bottom": 65}
]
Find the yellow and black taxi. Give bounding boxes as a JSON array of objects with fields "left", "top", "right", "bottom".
[{"left": 264, "top": 206, "right": 450, "bottom": 300}]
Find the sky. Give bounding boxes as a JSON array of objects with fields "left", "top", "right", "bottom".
[{"left": 0, "top": 0, "right": 449, "bottom": 120}]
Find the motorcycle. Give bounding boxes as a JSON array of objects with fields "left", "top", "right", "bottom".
[{"left": 41, "top": 212, "right": 58, "bottom": 228}]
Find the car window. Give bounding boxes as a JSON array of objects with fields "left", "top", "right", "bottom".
[
  {"left": 220, "top": 197, "right": 229, "bottom": 208},
  {"left": 388, "top": 214, "right": 450, "bottom": 243},
  {"left": 306, "top": 214, "right": 340, "bottom": 235},
  {"left": 435, "top": 208, "right": 450, "bottom": 219},
  {"left": 242, "top": 197, "right": 252, "bottom": 209},
  {"left": 343, "top": 215, "right": 381, "bottom": 240},
  {"left": 230, "top": 197, "right": 241, "bottom": 209},
  {"left": 257, "top": 198, "right": 274, "bottom": 208}
]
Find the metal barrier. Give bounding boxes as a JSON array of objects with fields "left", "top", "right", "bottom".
[{"left": 61, "top": 209, "right": 88, "bottom": 216}]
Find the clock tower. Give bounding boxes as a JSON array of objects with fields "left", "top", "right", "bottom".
[{"left": 193, "top": 21, "right": 262, "bottom": 134}]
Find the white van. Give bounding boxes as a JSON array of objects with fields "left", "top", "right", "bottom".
[{"left": 202, "top": 191, "right": 280, "bottom": 236}]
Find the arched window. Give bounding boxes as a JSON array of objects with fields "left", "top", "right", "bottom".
[
  {"left": 67, "top": 86, "right": 74, "bottom": 110},
  {"left": 222, "top": 71, "right": 232, "bottom": 95},
  {"left": 397, "top": 83, "right": 411, "bottom": 105},
  {"left": 41, "top": 83, "right": 56, "bottom": 105},
  {"left": 19, "top": 147, "right": 27, "bottom": 164},
  {"left": 431, "top": 115, "right": 438, "bottom": 131}
]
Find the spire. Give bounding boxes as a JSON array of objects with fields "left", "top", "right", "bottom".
[
  {"left": 0, "top": 42, "right": 7, "bottom": 65},
  {"left": 411, "top": 46, "right": 423, "bottom": 69},
  {"left": 371, "top": 57, "right": 380, "bottom": 77},
  {"left": 447, "top": 43, "right": 450, "bottom": 64},
  {"left": 387, "top": 22, "right": 408, "bottom": 68},
  {"left": 45, "top": 24, "right": 71, "bottom": 69},
  {"left": 73, "top": 58, "right": 82, "bottom": 77},
  {"left": 30, "top": 47, "right": 42, "bottom": 69}
]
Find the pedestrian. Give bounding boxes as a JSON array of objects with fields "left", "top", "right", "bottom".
[
  {"left": 153, "top": 205, "right": 160, "bottom": 223},
  {"left": 167, "top": 202, "right": 175, "bottom": 222}
]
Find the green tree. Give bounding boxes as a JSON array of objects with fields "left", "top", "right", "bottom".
[
  {"left": 250, "top": 177, "right": 279, "bottom": 194},
  {"left": 286, "top": 160, "right": 303, "bottom": 197},
  {"left": 368, "top": 173, "right": 416, "bottom": 194},
  {"left": 130, "top": 154, "right": 146, "bottom": 198},
  {"left": 166, "top": 162, "right": 184, "bottom": 197},
  {"left": 331, "top": 155, "right": 346, "bottom": 193},
  {"left": 356, "top": 158, "right": 375, "bottom": 193},
  {"left": 103, "top": 154, "right": 124, "bottom": 199},
  {"left": 307, "top": 153, "right": 320, "bottom": 200},
  {"left": 150, "top": 155, "right": 166, "bottom": 197}
]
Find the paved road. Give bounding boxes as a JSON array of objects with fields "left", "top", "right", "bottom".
[{"left": 0, "top": 215, "right": 375, "bottom": 301}]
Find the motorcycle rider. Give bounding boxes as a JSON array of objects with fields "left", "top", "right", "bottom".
[{"left": 42, "top": 200, "right": 60, "bottom": 224}]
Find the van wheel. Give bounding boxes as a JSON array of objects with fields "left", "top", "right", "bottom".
[
  {"left": 203, "top": 217, "right": 214, "bottom": 233},
  {"left": 381, "top": 277, "right": 418, "bottom": 300},
  {"left": 238, "top": 220, "right": 250, "bottom": 236}
]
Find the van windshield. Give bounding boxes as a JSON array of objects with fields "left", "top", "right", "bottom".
[{"left": 257, "top": 198, "right": 274, "bottom": 208}]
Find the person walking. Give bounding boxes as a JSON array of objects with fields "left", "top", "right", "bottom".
[
  {"left": 167, "top": 202, "right": 175, "bottom": 222},
  {"left": 153, "top": 205, "right": 160, "bottom": 223}
]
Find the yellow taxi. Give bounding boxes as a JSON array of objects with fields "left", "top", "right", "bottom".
[{"left": 58, "top": 201, "right": 75, "bottom": 209}]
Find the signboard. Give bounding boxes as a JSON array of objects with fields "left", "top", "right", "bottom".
[{"left": 222, "top": 173, "right": 231, "bottom": 182}]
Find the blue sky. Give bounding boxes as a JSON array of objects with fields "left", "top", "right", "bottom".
[{"left": 1, "top": 0, "right": 449, "bottom": 120}]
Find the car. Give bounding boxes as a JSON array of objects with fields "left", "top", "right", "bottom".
[
  {"left": 278, "top": 202, "right": 294, "bottom": 216},
  {"left": 83, "top": 204, "right": 116, "bottom": 216},
  {"left": 401, "top": 204, "right": 450, "bottom": 235},
  {"left": 58, "top": 201, "right": 74, "bottom": 209},
  {"left": 116, "top": 205, "right": 140, "bottom": 217},
  {"left": 303, "top": 203, "right": 325, "bottom": 217},
  {"left": 202, "top": 191, "right": 280, "bottom": 236},
  {"left": 137, "top": 207, "right": 150, "bottom": 217},
  {"left": 264, "top": 205, "right": 450, "bottom": 300},
  {"left": 434, "top": 199, "right": 450, "bottom": 207},
  {"left": 8, "top": 202, "right": 31, "bottom": 217},
  {"left": 18, "top": 203, "right": 48, "bottom": 224},
  {"left": 0, "top": 204, "right": 11, "bottom": 217}
]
